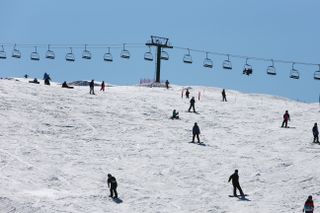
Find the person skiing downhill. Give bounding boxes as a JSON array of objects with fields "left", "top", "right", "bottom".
[
  {"left": 192, "top": 122, "right": 201, "bottom": 143},
  {"left": 107, "top": 174, "right": 118, "bottom": 198},
  {"left": 89, "top": 80, "right": 95, "bottom": 95},
  {"left": 303, "top": 195, "right": 314, "bottom": 213},
  {"left": 281, "top": 110, "right": 290, "bottom": 128},
  {"left": 228, "top": 169, "right": 245, "bottom": 197},
  {"left": 312, "top": 123, "right": 319, "bottom": 143},
  {"left": 188, "top": 97, "right": 196, "bottom": 113}
]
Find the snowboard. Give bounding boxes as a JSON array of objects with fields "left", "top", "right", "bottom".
[{"left": 229, "top": 194, "right": 248, "bottom": 198}]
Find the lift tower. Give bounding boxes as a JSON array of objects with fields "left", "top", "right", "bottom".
[{"left": 146, "top": 36, "right": 173, "bottom": 83}]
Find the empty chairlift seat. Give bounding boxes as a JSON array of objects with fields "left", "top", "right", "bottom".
[
  {"left": 222, "top": 54, "right": 232, "bottom": 70},
  {"left": 12, "top": 44, "right": 21, "bottom": 58},
  {"left": 120, "top": 44, "right": 130, "bottom": 59},
  {"left": 203, "top": 52, "right": 213, "bottom": 68},
  {"left": 314, "top": 65, "right": 320, "bottom": 80},
  {"left": 82, "top": 44, "right": 92, "bottom": 60},
  {"left": 289, "top": 63, "right": 299, "bottom": 79},
  {"left": 0, "top": 45, "right": 6, "bottom": 59},
  {"left": 46, "top": 45, "right": 55, "bottom": 59},
  {"left": 104, "top": 47, "right": 113, "bottom": 62},
  {"left": 30, "top": 46, "right": 40, "bottom": 61},
  {"left": 65, "top": 47, "right": 75, "bottom": 62},
  {"left": 144, "top": 47, "right": 153, "bottom": 61},
  {"left": 160, "top": 50, "right": 169, "bottom": 60},
  {"left": 183, "top": 49, "right": 192, "bottom": 64},
  {"left": 267, "top": 60, "right": 276, "bottom": 75}
]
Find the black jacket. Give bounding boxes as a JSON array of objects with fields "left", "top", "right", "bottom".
[
  {"left": 229, "top": 173, "right": 240, "bottom": 185},
  {"left": 108, "top": 176, "right": 117, "bottom": 188}
]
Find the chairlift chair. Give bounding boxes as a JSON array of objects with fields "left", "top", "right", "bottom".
[
  {"left": 222, "top": 54, "right": 232, "bottom": 70},
  {"left": 46, "top": 45, "right": 55, "bottom": 59},
  {"left": 82, "top": 44, "right": 92, "bottom": 60},
  {"left": 203, "top": 52, "right": 213, "bottom": 68},
  {"left": 103, "top": 47, "right": 113, "bottom": 62},
  {"left": 243, "top": 58, "right": 253, "bottom": 75},
  {"left": 144, "top": 47, "right": 153, "bottom": 61},
  {"left": 314, "top": 65, "right": 320, "bottom": 80},
  {"left": 120, "top": 44, "right": 130, "bottom": 59},
  {"left": 30, "top": 46, "right": 40, "bottom": 61},
  {"left": 160, "top": 50, "right": 169, "bottom": 60},
  {"left": 12, "top": 44, "right": 21, "bottom": 58},
  {"left": 266, "top": 60, "right": 276, "bottom": 75},
  {"left": 183, "top": 49, "right": 192, "bottom": 64},
  {"left": 289, "top": 63, "right": 299, "bottom": 79},
  {"left": 0, "top": 45, "right": 6, "bottom": 59},
  {"left": 65, "top": 47, "right": 75, "bottom": 62}
]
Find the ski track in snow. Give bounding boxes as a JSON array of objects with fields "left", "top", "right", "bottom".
[{"left": 0, "top": 78, "right": 319, "bottom": 213}]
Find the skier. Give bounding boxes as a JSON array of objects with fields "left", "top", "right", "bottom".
[
  {"left": 188, "top": 97, "right": 196, "bottom": 113},
  {"left": 192, "top": 122, "right": 201, "bottom": 143},
  {"left": 185, "top": 89, "right": 190, "bottom": 99},
  {"left": 170, "top": 109, "right": 179, "bottom": 119},
  {"left": 228, "top": 169, "right": 245, "bottom": 197},
  {"left": 165, "top": 80, "right": 170, "bottom": 89},
  {"left": 281, "top": 110, "right": 290, "bottom": 128},
  {"left": 89, "top": 80, "right": 95, "bottom": 95},
  {"left": 222, "top": 89, "right": 227, "bottom": 102},
  {"left": 100, "top": 81, "right": 105, "bottom": 92},
  {"left": 312, "top": 123, "right": 319, "bottom": 143},
  {"left": 107, "top": 174, "right": 118, "bottom": 198},
  {"left": 303, "top": 195, "right": 314, "bottom": 213}
]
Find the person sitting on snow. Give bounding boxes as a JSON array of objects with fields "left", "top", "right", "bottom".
[{"left": 170, "top": 109, "right": 179, "bottom": 119}]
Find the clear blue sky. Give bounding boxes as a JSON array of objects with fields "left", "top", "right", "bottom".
[{"left": 0, "top": 0, "right": 319, "bottom": 102}]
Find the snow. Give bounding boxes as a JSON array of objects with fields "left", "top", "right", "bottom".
[{"left": 0, "top": 78, "right": 319, "bottom": 213}]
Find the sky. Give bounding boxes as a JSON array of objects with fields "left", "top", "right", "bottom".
[{"left": 0, "top": 0, "right": 319, "bottom": 102}]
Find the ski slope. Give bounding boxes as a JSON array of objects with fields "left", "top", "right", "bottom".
[{"left": 0, "top": 78, "right": 319, "bottom": 213}]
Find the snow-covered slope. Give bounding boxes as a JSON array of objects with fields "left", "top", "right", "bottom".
[{"left": 0, "top": 78, "right": 319, "bottom": 213}]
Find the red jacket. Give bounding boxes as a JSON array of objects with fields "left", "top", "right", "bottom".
[
  {"left": 304, "top": 199, "right": 314, "bottom": 212},
  {"left": 283, "top": 112, "right": 290, "bottom": 121}
]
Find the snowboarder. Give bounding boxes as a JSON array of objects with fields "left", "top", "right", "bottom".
[
  {"left": 222, "top": 89, "right": 227, "bottom": 102},
  {"left": 192, "top": 122, "right": 201, "bottom": 143},
  {"left": 228, "top": 169, "right": 245, "bottom": 197},
  {"left": 281, "top": 110, "right": 290, "bottom": 128},
  {"left": 188, "top": 97, "right": 196, "bottom": 113},
  {"left": 303, "top": 195, "right": 314, "bottom": 213},
  {"left": 107, "top": 174, "right": 118, "bottom": 198},
  {"left": 185, "top": 89, "right": 190, "bottom": 99},
  {"left": 100, "top": 81, "right": 105, "bottom": 92},
  {"left": 89, "top": 80, "right": 95, "bottom": 95},
  {"left": 165, "top": 80, "right": 169, "bottom": 89},
  {"left": 170, "top": 109, "right": 179, "bottom": 119},
  {"left": 312, "top": 123, "right": 319, "bottom": 143},
  {"left": 61, "top": 81, "right": 73, "bottom": 89}
]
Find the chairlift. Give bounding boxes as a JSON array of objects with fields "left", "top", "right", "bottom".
[
  {"left": 243, "top": 58, "right": 253, "bottom": 75},
  {"left": 160, "top": 50, "right": 169, "bottom": 60},
  {"left": 46, "top": 45, "right": 55, "bottom": 59},
  {"left": 203, "top": 52, "right": 213, "bottom": 68},
  {"left": 222, "top": 54, "right": 232, "bottom": 70},
  {"left": 144, "top": 47, "right": 153, "bottom": 61},
  {"left": 120, "top": 44, "right": 130, "bottom": 59},
  {"left": 0, "top": 45, "right": 6, "bottom": 59},
  {"left": 183, "top": 48, "right": 192, "bottom": 64},
  {"left": 103, "top": 47, "right": 113, "bottom": 62},
  {"left": 266, "top": 59, "right": 276, "bottom": 75},
  {"left": 30, "top": 46, "right": 40, "bottom": 61},
  {"left": 313, "top": 65, "right": 320, "bottom": 80},
  {"left": 82, "top": 44, "right": 92, "bottom": 60},
  {"left": 65, "top": 47, "right": 75, "bottom": 62},
  {"left": 289, "top": 63, "right": 299, "bottom": 79},
  {"left": 12, "top": 44, "right": 21, "bottom": 58}
]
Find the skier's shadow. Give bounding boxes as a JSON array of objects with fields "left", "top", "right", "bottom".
[
  {"left": 238, "top": 196, "right": 251, "bottom": 201},
  {"left": 112, "top": 197, "right": 123, "bottom": 204}
]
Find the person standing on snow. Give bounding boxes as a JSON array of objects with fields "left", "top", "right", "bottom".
[
  {"left": 100, "top": 81, "right": 105, "bottom": 92},
  {"left": 228, "top": 169, "right": 245, "bottom": 197},
  {"left": 222, "top": 89, "right": 227, "bottom": 102},
  {"left": 188, "top": 97, "right": 196, "bottom": 113},
  {"left": 303, "top": 195, "right": 314, "bottom": 213},
  {"left": 185, "top": 89, "right": 190, "bottom": 99},
  {"left": 165, "top": 80, "right": 170, "bottom": 89},
  {"left": 89, "top": 80, "right": 95, "bottom": 95},
  {"left": 107, "top": 174, "right": 118, "bottom": 198},
  {"left": 192, "top": 122, "right": 201, "bottom": 143},
  {"left": 312, "top": 123, "right": 319, "bottom": 143},
  {"left": 281, "top": 110, "right": 290, "bottom": 128}
]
